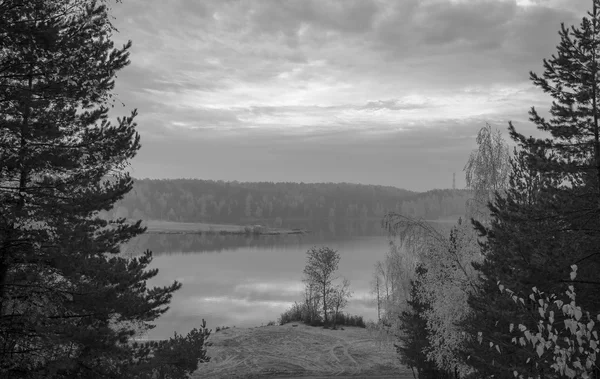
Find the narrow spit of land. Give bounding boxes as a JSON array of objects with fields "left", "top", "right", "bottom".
[
  {"left": 137, "top": 220, "right": 309, "bottom": 236},
  {"left": 192, "top": 323, "right": 413, "bottom": 379}
]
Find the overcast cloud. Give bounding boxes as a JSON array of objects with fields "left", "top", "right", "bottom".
[{"left": 109, "top": 0, "right": 587, "bottom": 191}]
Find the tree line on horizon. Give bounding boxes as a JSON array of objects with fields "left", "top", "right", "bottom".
[{"left": 105, "top": 179, "right": 472, "bottom": 224}]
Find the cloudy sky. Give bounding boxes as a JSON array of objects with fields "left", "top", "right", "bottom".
[{"left": 110, "top": 0, "right": 588, "bottom": 192}]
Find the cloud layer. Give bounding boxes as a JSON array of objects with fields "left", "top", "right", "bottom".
[{"left": 110, "top": 0, "right": 586, "bottom": 190}]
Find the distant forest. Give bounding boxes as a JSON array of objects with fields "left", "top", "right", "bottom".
[{"left": 105, "top": 178, "right": 472, "bottom": 224}]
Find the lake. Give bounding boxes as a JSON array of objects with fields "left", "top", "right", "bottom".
[{"left": 122, "top": 219, "right": 456, "bottom": 340}]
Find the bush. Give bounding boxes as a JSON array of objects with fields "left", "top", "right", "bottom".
[
  {"left": 278, "top": 303, "right": 364, "bottom": 328},
  {"left": 488, "top": 265, "right": 600, "bottom": 379},
  {"left": 215, "top": 325, "right": 230, "bottom": 333},
  {"left": 278, "top": 302, "right": 310, "bottom": 325},
  {"left": 333, "top": 312, "right": 366, "bottom": 328}
]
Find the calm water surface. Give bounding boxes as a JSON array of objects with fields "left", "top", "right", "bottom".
[{"left": 124, "top": 223, "right": 395, "bottom": 340}]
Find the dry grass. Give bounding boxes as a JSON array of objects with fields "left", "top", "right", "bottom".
[{"left": 192, "top": 323, "right": 412, "bottom": 378}]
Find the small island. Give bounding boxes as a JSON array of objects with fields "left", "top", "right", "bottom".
[{"left": 138, "top": 220, "right": 309, "bottom": 236}]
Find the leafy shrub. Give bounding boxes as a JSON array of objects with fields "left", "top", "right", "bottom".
[
  {"left": 487, "top": 265, "right": 600, "bottom": 379},
  {"left": 278, "top": 302, "right": 364, "bottom": 328},
  {"left": 278, "top": 302, "right": 311, "bottom": 325},
  {"left": 333, "top": 312, "right": 366, "bottom": 328},
  {"left": 266, "top": 320, "right": 276, "bottom": 326}
]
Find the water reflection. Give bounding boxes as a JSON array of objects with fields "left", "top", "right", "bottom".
[
  {"left": 122, "top": 218, "right": 460, "bottom": 340},
  {"left": 122, "top": 219, "right": 390, "bottom": 256},
  {"left": 139, "top": 235, "right": 391, "bottom": 340}
]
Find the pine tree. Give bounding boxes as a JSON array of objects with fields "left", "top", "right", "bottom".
[
  {"left": 462, "top": 1, "right": 600, "bottom": 377},
  {"left": 508, "top": 0, "right": 600, "bottom": 314},
  {"left": 0, "top": 1, "right": 205, "bottom": 378}
]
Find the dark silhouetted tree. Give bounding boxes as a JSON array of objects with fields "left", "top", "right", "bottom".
[
  {"left": 463, "top": 1, "right": 600, "bottom": 377},
  {"left": 0, "top": 1, "right": 209, "bottom": 378}
]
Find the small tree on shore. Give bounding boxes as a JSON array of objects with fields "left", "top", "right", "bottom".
[
  {"left": 330, "top": 277, "right": 352, "bottom": 329},
  {"left": 302, "top": 278, "right": 322, "bottom": 325},
  {"left": 303, "top": 246, "right": 340, "bottom": 326}
]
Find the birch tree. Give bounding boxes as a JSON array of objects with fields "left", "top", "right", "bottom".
[
  {"left": 463, "top": 123, "right": 511, "bottom": 220},
  {"left": 330, "top": 278, "right": 352, "bottom": 329},
  {"left": 303, "top": 246, "right": 340, "bottom": 326}
]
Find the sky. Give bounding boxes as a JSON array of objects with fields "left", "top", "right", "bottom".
[{"left": 109, "top": 0, "right": 590, "bottom": 192}]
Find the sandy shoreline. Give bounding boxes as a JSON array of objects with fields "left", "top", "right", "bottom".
[{"left": 191, "top": 323, "right": 410, "bottom": 378}]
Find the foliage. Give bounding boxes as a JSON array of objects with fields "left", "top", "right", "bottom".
[
  {"left": 505, "top": 0, "right": 600, "bottom": 308},
  {"left": 380, "top": 211, "right": 482, "bottom": 376},
  {"left": 379, "top": 122, "right": 503, "bottom": 376},
  {"left": 278, "top": 302, "right": 307, "bottom": 325},
  {"left": 0, "top": 1, "right": 208, "bottom": 377},
  {"left": 303, "top": 246, "right": 341, "bottom": 325},
  {"left": 463, "top": 2, "right": 600, "bottom": 376},
  {"left": 484, "top": 266, "right": 600, "bottom": 379},
  {"left": 126, "top": 320, "right": 212, "bottom": 379},
  {"left": 417, "top": 219, "right": 481, "bottom": 376},
  {"left": 396, "top": 265, "right": 454, "bottom": 379},
  {"left": 460, "top": 149, "right": 559, "bottom": 378},
  {"left": 330, "top": 277, "right": 353, "bottom": 328},
  {"left": 371, "top": 241, "right": 416, "bottom": 332},
  {"left": 277, "top": 301, "right": 365, "bottom": 328},
  {"left": 332, "top": 313, "right": 365, "bottom": 328},
  {"left": 463, "top": 123, "right": 511, "bottom": 220},
  {"left": 302, "top": 277, "right": 323, "bottom": 325}
]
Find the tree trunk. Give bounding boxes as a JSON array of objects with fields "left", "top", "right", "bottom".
[
  {"left": 376, "top": 276, "right": 381, "bottom": 322},
  {"left": 333, "top": 306, "right": 338, "bottom": 329},
  {"left": 323, "top": 285, "right": 328, "bottom": 325},
  {"left": 592, "top": 1, "right": 600, "bottom": 210}
]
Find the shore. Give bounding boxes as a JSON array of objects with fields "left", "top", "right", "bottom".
[
  {"left": 138, "top": 220, "right": 309, "bottom": 236},
  {"left": 191, "top": 323, "right": 411, "bottom": 378}
]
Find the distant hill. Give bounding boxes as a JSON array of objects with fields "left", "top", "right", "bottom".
[{"left": 104, "top": 178, "right": 472, "bottom": 224}]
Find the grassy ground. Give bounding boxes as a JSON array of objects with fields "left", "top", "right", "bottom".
[
  {"left": 137, "top": 220, "right": 307, "bottom": 235},
  {"left": 192, "top": 323, "right": 412, "bottom": 378}
]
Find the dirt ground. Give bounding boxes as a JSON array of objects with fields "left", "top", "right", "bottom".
[{"left": 192, "top": 323, "right": 414, "bottom": 378}]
